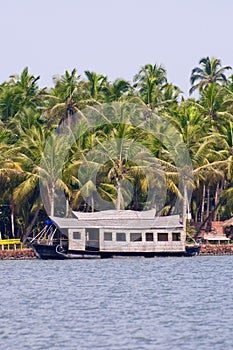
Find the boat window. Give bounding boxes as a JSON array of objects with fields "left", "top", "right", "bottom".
[
  {"left": 172, "top": 232, "right": 181, "bottom": 241},
  {"left": 116, "top": 232, "right": 126, "bottom": 241},
  {"left": 73, "top": 231, "right": 81, "bottom": 240},
  {"left": 130, "top": 233, "right": 142, "bottom": 242},
  {"left": 146, "top": 232, "right": 154, "bottom": 241},
  {"left": 104, "top": 232, "right": 112, "bottom": 241},
  {"left": 157, "top": 233, "right": 168, "bottom": 241}
]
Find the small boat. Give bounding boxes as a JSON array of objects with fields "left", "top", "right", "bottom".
[{"left": 30, "top": 210, "right": 200, "bottom": 259}]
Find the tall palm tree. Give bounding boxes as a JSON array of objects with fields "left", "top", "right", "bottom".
[
  {"left": 0, "top": 138, "right": 24, "bottom": 238},
  {"left": 0, "top": 67, "right": 47, "bottom": 130},
  {"left": 84, "top": 71, "right": 107, "bottom": 101},
  {"left": 10, "top": 67, "right": 41, "bottom": 108},
  {"left": 47, "top": 69, "right": 82, "bottom": 127},
  {"left": 164, "top": 101, "right": 225, "bottom": 222},
  {"left": 0, "top": 83, "right": 21, "bottom": 122},
  {"left": 193, "top": 83, "right": 229, "bottom": 124},
  {"left": 10, "top": 124, "right": 49, "bottom": 241},
  {"left": 133, "top": 63, "right": 167, "bottom": 108},
  {"left": 102, "top": 78, "right": 131, "bottom": 102},
  {"left": 190, "top": 56, "right": 231, "bottom": 95}
]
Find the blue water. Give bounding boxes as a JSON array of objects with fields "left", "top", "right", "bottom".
[{"left": 0, "top": 256, "right": 233, "bottom": 350}]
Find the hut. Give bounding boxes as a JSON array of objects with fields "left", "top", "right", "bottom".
[{"left": 222, "top": 218, "right": 233, "bottom": 240}]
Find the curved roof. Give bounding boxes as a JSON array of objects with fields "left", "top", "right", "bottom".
[
  {"left": 50, "top": 210, "right": 183, "bottom": 230},
  {"left": 73, "top": 209, "right": 157, "bottom": 220}
]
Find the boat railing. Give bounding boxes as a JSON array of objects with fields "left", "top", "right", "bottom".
[{"left": 29, "top": 225, "right": 66, "bottom": 246}]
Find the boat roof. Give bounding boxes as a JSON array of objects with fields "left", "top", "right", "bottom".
[
  {"left": 73, "top": 209, "right": 157, "bottom": 220},
  {"left": 50, "top": 210, "right": 183, "bottom": 230}
]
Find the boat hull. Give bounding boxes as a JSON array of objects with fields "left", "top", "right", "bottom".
[
  {"left": 32, "top": 244, "right": 67, "bottom": 260},
  {"left": 32, "top": 243, "right": 200, "bottom": 259},
  {"left": 185, "top": 244, "right": 201, "bottom": 256}
]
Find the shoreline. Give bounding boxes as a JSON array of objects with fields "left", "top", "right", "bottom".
[
  {"left": 200, "top": 244, "right": 233, "bottom": 255},
  {"left": 1, "top": 244, "right": 233, "bottom": 259},
  {"left": 0, "top": 248, "right": 37, "bottom": 260}
]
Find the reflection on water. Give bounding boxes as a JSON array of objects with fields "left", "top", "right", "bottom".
[{"left": 0, "top": 256, "right": 233, "bottom": 350}]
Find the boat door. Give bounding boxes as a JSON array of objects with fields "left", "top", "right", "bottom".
[{"left": 85, "top": 228, "right": 100, "bottom": 251}]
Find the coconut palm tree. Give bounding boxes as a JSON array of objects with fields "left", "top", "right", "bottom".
[
  {"left": 102, "top": 78, "right": 131, "bottom": 102},
  {"left": 0, "top": 83, "right": 20, "bottom": 122},
  {"left": 10, "top": 67, "right": 42, "bottom": 108},
  {"left": 9, "top": 124, "right": 49, "bottom": 241},
  {"left": 47, "top": 69, "right": 83, "bottom": 128},
  {"left": 189, "top": 56, "right": 231, "bottom": 95},
  {"left": 133, "top": 63, "right": 167, "bottom": 108},
  {"left": 0, "top": 137, "right": 24, "bottom": 238},
  {"left": 84, "top": 71, "right": 107, "bottom": 101},
  {"left": 0, "top": 67, "right": 47, "bottom": 133},
  {"left": 83, "top": 130, "right": 165, "bottom": 211},
  {"left": 198, "top": 83, "right": 228, "bottom": 122},
  {"left": 164, "top": 100, "right": 226, "bottom": 222}
]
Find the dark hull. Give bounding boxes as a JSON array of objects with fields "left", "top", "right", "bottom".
[
  {"left": 185, "top": 245, "right": 201, "bottom": 256},
  {"left": 32, "top": 244, "right": 67, "bottom": 260},
  {"left": 32, "top": 243, "right": 101, "bottom": 259},
  {"left": 32, "top": 243, "right": 200, "bottom": 259}
]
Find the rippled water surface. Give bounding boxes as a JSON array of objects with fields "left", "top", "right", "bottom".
[{"left": 1, "top": 256, "right": 233, "bottom": 350}]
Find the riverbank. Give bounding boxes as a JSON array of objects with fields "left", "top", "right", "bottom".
[
  {"left": 0, "top": 248, "right": 36, "bottom": 259},
  {"left": 1, "top": 244, "right": 233, "bottom": 259},
  {"left": 200, "top": 244, "right": 233, "bottom": 255}
]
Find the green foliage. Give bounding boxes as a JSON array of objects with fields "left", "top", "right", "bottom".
[{"left": 0, "top": 60, "right": 233, "bottom": 239}]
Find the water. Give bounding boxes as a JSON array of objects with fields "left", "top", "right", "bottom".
[{"left": 0, "top": 256, "right": 233, "bottom": 350}]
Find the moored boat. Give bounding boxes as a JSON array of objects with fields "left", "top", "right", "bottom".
[{"left": 30, "top": 210, "right": 200, "bottom": 259}]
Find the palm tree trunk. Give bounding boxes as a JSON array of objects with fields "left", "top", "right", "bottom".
[
  {"left": 182, "top": 179, "right": 187, "bottom": 236},
  {"left": 201, "top": 184, "right": 205, "bottom": 222},
  {"left": 91, "top": 195, "right": 94, "bottom": 213},
  {"left": 206, "top": 186, "right": 210, "bottom": 220},
  {"left": 67, "top": 106, "right": 72, "bottom": 128},
  {"left": 116, "top": 178, "right": 121, "bottom": 211},
  {"left": 66, "top": 198, "right": 69, "bottom": 217},
  {"left": 50, "top": 183, "right": 55, "bottom": 216},
  {"left": 195, "top": 203, "right": 198, "bottom": 222},
  {"left": 213, "top": 182, "right": 222, "bottom": 221},
  {"left": 195, "top": 200, "right": 222, "bottom": 239},
  {"left": 10, "top": 199, "right": 15, "bottom": 238}
]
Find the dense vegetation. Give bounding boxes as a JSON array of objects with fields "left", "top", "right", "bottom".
[{"left": 0, "top": 57, "right": 233, "bottom": 241}]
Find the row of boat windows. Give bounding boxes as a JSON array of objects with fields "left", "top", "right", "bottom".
[
  {"left": 104, "top": 232, "right": 181, "bottom": 242},
  {"left": 72, "top": 231, "right": 181, "bottom": 242}
]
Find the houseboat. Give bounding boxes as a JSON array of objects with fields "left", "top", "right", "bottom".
[{"left": 30, "top": 210, "right": 200, "bottom": 259}]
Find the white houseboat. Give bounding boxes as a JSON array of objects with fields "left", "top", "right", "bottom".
[{"left": 30, "top": 210, "right": 200, "bottom": 259}]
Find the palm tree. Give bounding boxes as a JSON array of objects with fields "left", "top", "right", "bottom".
[
  {"left": 133, "top": 63, "right": 167, "bottom": 108},
  {"left": 226, "top": 74, "right": 233, "bottom": 92},
  {"left": 0, "top": 83, "right": 20, "bottom": 122},
  {"left": 84, "top": 71, "right": 107, "bottom": 101},
  {"left": 164, "top": 100, "right": 226, "bottom": 222},
  {"left": 190, "top": 56, "right": 231, "bottom": 95},
  {"left": 0, "top": 67, "right": 47, "bottom": 134},
  {"left": 0, "top": 138, "right": 24, "bottom": 238},
  {"left": 82, "top": 131, "right": 165, "bottom": 211},
  {"left": 47, "top": 69, "right": 83, "bottom": 128},
  {"left": 189, "top": 83, "right": 230, "bottom": 128},
  {"left": 10, "top": 124, "right": 49, "bottom": 241},
  {"left": 102, "top": 78, "right": 131, "bottom": 102},
  {"left": 213, "top": 120, "right": 233, "bottom": 219},
  {"left": 10, "top": 67, "right": 42, "bottom": 109}
]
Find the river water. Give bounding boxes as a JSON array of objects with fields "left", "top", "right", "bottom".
[{"left": 0, "top": 256, "right": 233, "bottom": 350}]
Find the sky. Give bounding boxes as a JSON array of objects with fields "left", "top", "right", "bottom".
[{"left": 0, "top": 0, "right": 233, "bottom": 96}]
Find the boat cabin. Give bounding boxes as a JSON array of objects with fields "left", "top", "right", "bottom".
[{"left": 49, "top": 210, "right": 186, "bottom": 256}]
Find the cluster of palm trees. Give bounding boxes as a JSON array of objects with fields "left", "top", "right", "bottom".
[{"left": 0, "top": 57, "right": 233, "bottom": 241}]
